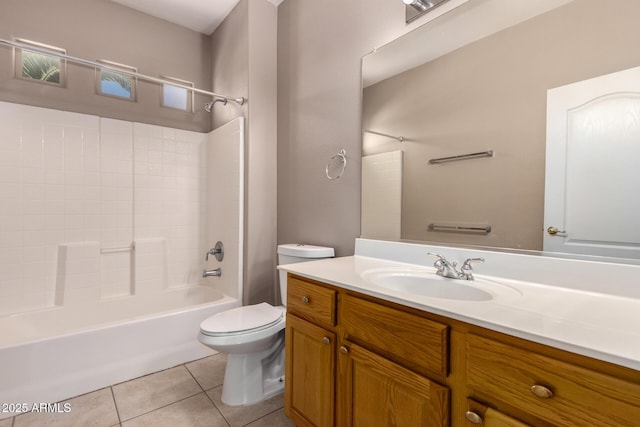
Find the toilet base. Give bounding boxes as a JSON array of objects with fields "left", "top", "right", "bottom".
[{"left": 221, "top": 330, "right": 285, "bottom": 406}]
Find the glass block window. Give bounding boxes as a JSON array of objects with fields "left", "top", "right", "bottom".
[
  {"left": 96, "top": 60, "right": 136, "bottom": 101},
  {"left": 14, "top": 39, "right": 66, "bottom": 86},
  {"left": 161, "top": 76, "right": 193, "bottom": 112}
]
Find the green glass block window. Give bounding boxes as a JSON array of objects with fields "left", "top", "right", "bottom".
[
  {"left": 96, "top": 60, "right": 136, "bottom": 101},
  {"left": 161, "top": 76, "right": 193, "bottom": 112},
  {"left": 14, "top": 39, "right": 66, "bottom": 86}
]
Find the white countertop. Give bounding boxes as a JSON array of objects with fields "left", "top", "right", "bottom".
[{"left": 278, "top": 242, "right": 640, "bottom": 371}]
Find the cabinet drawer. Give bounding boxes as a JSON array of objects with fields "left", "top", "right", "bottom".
[
  {"left": 341, "top": 294, "right": 449, "bottom": 377},
  {"left": 465, "top": 398, "right": 531, "bottom": 427},
  {"left": 466, "top": 334, "right": 640, "bottom": 427},
  {"left": 287, "top": 275, "right": 336, "bottom": 328}
]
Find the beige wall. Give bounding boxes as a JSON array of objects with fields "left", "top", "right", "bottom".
[
  {"left": 276, "top": 0, "right": 435, "bottom": 256},
  {"left": 0, "top": 0, "right": 212, "bottom": 132},
  {"left": 211, "top": 0, "right": 278, "bottom": 305},
  {"left": 362, "top": 0, "right": 640, "bottom": 251}
]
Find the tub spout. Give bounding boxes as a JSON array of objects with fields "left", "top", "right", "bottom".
[{"left": 203, "top": 268, "right": 222, "bottom": 278}]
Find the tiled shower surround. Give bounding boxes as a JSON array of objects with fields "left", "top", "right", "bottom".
[{"left": 0, "top": 101, "right": 207, "bottom": 315}]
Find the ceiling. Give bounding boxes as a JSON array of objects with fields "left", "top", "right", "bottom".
[{"left": 112, "top": 0, "right": 283, "bottom": 35}]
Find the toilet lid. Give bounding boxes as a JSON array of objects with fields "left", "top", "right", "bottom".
[{"left": 200, "top": 303, "right": 284, "bottom": 335}]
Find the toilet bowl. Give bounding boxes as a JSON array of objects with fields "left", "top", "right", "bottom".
[{"left": 198, "top": 244, "right": 334, "bottom": 406}]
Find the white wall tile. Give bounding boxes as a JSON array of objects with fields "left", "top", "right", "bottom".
[
  {"left": 0, "top": 102, "right": 216, "bottom": 315},
  {"left": 0, "top": 150, "right": 20, "bottom": 167}
]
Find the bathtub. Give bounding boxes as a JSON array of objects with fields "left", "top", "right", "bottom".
[{"left": 0, "top": 285, "right": 240, "bottom": 419}]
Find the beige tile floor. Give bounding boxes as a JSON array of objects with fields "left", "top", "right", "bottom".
[{"left": 3, "top": 353, "right": 295, "bottom": 427}]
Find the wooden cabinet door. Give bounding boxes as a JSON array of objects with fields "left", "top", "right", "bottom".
[
  {"left": 337, "top": 342, "right": 449, "bottom": 427},
  {"left": 285, "top": 314, "right": 336, "bottom": 427}
]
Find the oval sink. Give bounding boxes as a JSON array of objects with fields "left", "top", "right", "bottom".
[{"left": 360, "top": 268, "right": 521, "bottom": 301}]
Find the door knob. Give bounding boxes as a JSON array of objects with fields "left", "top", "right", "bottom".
[{"left": 547, "top": 226, "right": 567, "bottom": 236}]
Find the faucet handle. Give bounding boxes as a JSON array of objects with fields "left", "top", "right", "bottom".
[
  {"left": 461, "top": 257, "right": 485, "bottom": 269},
  {"left": 205, "top": 241, "right": 225, "bottom": 262},
  {"left": 427, "top": 252, "right": 446, "bottom": 264},
  {"left": 427, "top": 252, "right": 457, "bottom": 266},
  {"left": 427, "top": 252, "right": 445, "bottom": 267},
  {"left": 460, "top": 258, "right": 484, "bottom": 279}
]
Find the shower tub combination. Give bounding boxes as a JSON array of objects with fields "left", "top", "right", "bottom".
[
  {"left": 0, "top": 102, "right": 245, "bottom": 419},
  {"left": 0, "top": 286, "right": 239, "bottom": 418}
]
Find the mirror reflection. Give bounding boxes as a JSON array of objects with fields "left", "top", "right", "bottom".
[{"left": 361, "top": 0, "right": 640, "bottom": 261}]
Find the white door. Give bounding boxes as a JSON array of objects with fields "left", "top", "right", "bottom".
[{"left": 544, "top": 66, "right": 640, "bottom": 259}]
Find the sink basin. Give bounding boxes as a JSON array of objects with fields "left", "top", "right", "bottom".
[{"left": 360, "top": 268, "right": 521, "bottom": 301}]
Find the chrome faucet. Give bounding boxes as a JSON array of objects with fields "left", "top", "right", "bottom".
[
  {"left": 427, "top": 253, "right": 484, "bottom": 280},
  {"left": 203, "top": 268, "right": 222, "bottom": 278},
  {"left": 428, "top": 252, "right": 460, "bottom": 279}
]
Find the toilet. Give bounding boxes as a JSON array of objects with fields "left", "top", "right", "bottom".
[{"left": 198, "top": 243, "right": 335, "bottom": 406}]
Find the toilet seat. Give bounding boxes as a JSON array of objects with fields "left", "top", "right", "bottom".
[{"left": 200, "top": 303, "right": 285, "bottom": 337}]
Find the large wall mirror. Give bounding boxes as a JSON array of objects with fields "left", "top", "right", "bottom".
[{"left": 361, "top": 0, "right": 640, "bottom": 262}]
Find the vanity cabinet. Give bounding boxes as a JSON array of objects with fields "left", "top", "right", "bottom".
[
  {"left": 284, "top": 274, "right": 449, "bottom": 427},
  {"left": 284, "top": 274, "right": 640, "bottom": 427}
]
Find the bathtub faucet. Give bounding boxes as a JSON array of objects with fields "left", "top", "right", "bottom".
[{"left": 203, "top": 268, "right": 222, "bottom": 278}]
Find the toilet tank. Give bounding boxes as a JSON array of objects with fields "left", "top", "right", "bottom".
[{"left": 277, "top": 244, "right": 335, "bottom": 306}]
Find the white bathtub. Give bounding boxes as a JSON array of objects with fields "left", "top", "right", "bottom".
[{"left": 0, "top": 285, "right": 239, "bottom": 419}]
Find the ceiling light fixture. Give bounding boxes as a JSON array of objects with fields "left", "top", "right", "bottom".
[
  {"left": 403, "top": 0, "right": 432, "bottom": 12},
  {"left": 403, "top": 0, "right": 450, "bottom": 23}
]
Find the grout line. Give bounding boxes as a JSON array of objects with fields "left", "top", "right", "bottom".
[
  {"left": 109, "top": 386, "right": 122, "bottom": 425},
  {"left": 240, "top": 406, "right": 287, "bottom": 427},
  {"left": 184, "top": 360, "right": 207, "bottom": 393},
  {"left": 110, "top": 361, "right": 188, "bottom": 388},
  {"left": 119, "top": 391, "right": 209, "bottom": 424},
  {"left": 111, "top": 363, "right": 202, "bottom": 422},
  {"left": 203, "top": 387, "right": 232, "bottom": 427},
  {"left": 6, "top": 356, "right": 229, "bottom": 427}
]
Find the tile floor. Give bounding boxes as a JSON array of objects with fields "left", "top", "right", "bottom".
[{"left": 1, "top": 353, "right": 295, "bottom": 427}]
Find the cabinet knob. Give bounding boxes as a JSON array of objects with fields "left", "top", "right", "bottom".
[
  {"left": 301, "top": 296, "right": 310, "bottom": 304},
  {"left": 322, "top": 336, "right": 331, "bottom": 345},
  {"left": 465, "top": 411, "right": 483, "bottom": 424},
  {"left": 339, "top": 346, "right": 349, "bottom": 354},
  {"left": 530, "top": 384, "right": 554, "bottom": 399}
]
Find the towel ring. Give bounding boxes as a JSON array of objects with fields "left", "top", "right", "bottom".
[{"left": 326, "top": 149, "right": 347, "bottom": 180}]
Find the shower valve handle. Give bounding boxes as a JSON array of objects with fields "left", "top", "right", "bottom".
[{"left": 205, "top": 241, "right": 225, "bottom": 262}]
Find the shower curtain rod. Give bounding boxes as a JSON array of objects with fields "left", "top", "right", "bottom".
[{"left": 0, "top": 38, "right": 245, "bottom": 106}]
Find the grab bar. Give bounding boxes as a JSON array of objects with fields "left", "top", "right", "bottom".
[
  {"left": 429, "top": 150, "right": 493, "bottom": 165},
  {"left": 100, "top": 244, "right": 135, "bottom": 254},
  {"left": 428, "top": 223, "right": 492, "bottom": 233}
]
